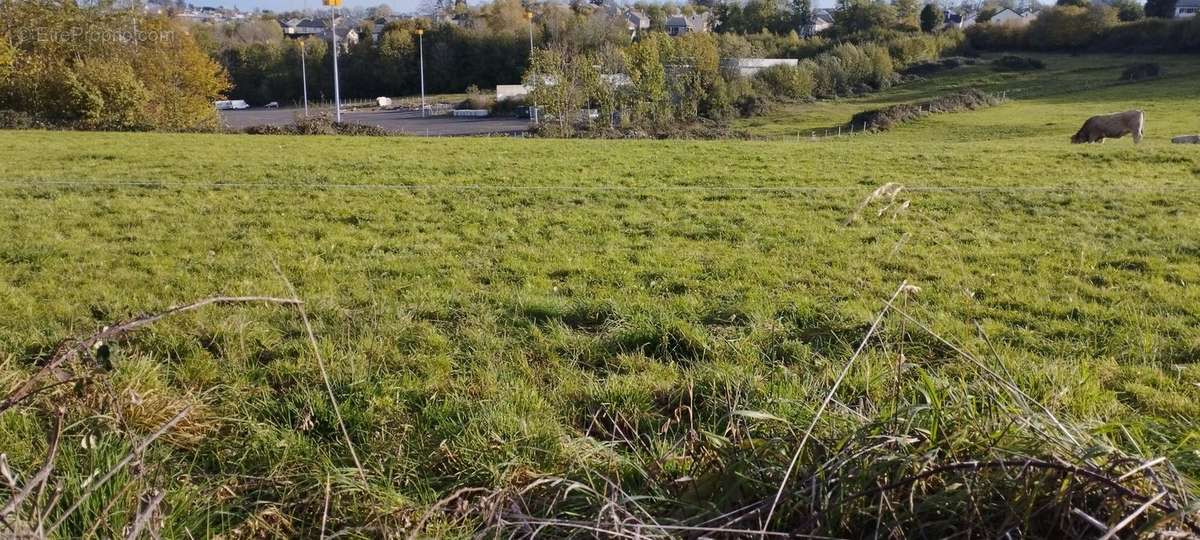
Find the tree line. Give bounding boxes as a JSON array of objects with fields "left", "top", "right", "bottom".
[
  {"left": 967, "top": 4, "right": 1200, "bottom": 52},
  {"left": 526, "top": 30, "right": 966, "bottom": 136}
]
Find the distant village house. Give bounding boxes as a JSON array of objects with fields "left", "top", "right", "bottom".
[
  {"left": 665, "top": 13, "right": 711, "bottom": 36},
  {"left": 1176, "top": 0, "right": 1199, "bottom": 18}
]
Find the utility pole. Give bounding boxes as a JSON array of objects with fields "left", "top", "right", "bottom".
[
  {"left": 416, "top": 28, "right": 426, "bottom": 117},
  {"left": 324, "top": 0, "right": 343, "bottom": 122}
]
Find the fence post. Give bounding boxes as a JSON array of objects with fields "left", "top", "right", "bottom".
[
  {"left": 838, "top": 126, "right": 842, "bottom": 137},
  {"left": 811, "top": 131, "right": 816, "bottom": 141}
]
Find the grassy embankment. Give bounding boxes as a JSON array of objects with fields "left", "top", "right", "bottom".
[{"left": 1, "top": 53, "right": 1199, "bottom": 537}]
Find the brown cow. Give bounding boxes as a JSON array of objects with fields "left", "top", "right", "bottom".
[{"left": 1071, "top": 110, "right": 1144, "bottom": 144}]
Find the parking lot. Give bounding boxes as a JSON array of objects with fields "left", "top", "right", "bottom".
[{"left": 220, "top": 107, "right": 532, "bottom": 136}]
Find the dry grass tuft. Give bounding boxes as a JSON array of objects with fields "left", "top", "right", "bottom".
[{"left": 845, "top": 182, "right": 906, "bottom": 226}]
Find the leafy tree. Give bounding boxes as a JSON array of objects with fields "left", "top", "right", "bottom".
[
  {"left": 133, "top": 16, "right": 231, "bottom": 130},
  {"left": 0, "top": 38, "right": 12, "bottom": 80},
  {"left": 976, "top": 6, "right": 999, "bottom": 21},
  {"left": 895, "top": 0, "right": 922, "bottom": 29},
  {"left": 368, "top": 4, "right": 393, "bottom": 18},
  {"left": 668, "top": 32, "right": 727, "bottom": 120},
  {"left": 525, "top": 43, "right": 603, "bottom": 134},
  {"left": 1108, "top": 0, "right": 1144, "bottom": 20},
  {"left": 1026, "top": 5, "right": 1116, "bottom": 49},
  {"left": 1143, "top": 0, "right": 1176, "bottom": 17},
  {"left": 1056, "top": 0, "right": 1090, "bottom": 7},
  {"left": 64, "top": 58, "right": 149, "bottom": 130},
  {"left": 790, "top": 0, "right": 813, "bottom": 31},
  {"left": 833, "top": 0, "right": 896, "bottom": 36},
  {"left": 624, "top": 32, "right": 668, "bottom": 123},
  {"left": 920, "top": 3, "right": 944, "bottom": 31},
  {"left": 0, "top": 1, "right": 227, "bottom": 130}
]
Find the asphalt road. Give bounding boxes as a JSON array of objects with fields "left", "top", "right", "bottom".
[{"left": 220, "top": 107, "right": 532, "bottom": 136}]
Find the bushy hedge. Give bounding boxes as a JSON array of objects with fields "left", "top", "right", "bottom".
[
  {"left": 0, "top": 110, "right": 50, "bottom": 130},
  {"left": 850, "top": 88, "right": 1004, "bottom": 131},
  {"left": 967, "top": 6, "right": 1200, "bottom": 53},
  {"left": 752, "top": 64, "right": 815, "bottom": 101},
  {"left": 244, "top": 115, "right": 389, "bottom": 136},
  {"left": 751, "top": 41, "right": 899, "bottom": 102}
]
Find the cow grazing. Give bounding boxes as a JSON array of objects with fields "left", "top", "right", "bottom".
[
  {"left": 1171, "top": 134, "right": 1200, "bottom": 144},
  {"left": 1071, "top": 110, "right": 1144, "bottom": 144}
]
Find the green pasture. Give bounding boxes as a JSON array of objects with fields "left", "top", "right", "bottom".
[{"left": 1, "top": 53, "right": 1198, "bottom": 538}]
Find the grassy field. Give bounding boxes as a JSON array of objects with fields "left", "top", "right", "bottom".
[{"left": 1, "top": 53, "right": 1199, "bottom": 538}]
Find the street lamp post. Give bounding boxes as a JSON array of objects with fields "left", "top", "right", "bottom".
[
  {"left": 300, "top": 40, "right": 309, "bottom": 116},
  {"left": 525, "top": 11, "right": 537, "bottom": 125},
  {"left": 525, "top": 10, "right": 533, "bottom": 51},
  {"left": 324, "top": 0, "right": 343, "bottom": 122},
  {"left": 416, "top": 28, "right": 426, "bottom": 118}
]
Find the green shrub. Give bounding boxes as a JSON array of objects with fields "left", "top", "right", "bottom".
[
  {"left": 884, "top": 30, "right": 966, "bottom": 67},
  {"left": 63, "top": 58, "right": 151, "bottom": 131},
  {"left": 245, "top": 115, "right": 389, "bottom": 136},
  {"left": 460, "top": 84, "right": 493, "bottom": 110},
  {"left": 968, "top": 4, "right": 1200, "bottom": 53},
  {"left": 1027, "top": 6, "right": 1117, "bottom": 50},
  {"left": 0, "top": 110, "right": 46, "bottom": 129},
  {"left": 863, "top": 43, "right": 896, "bottom": 88},
  {"left": 753, "top": 64, "right": 815, "bottom": 101},
  {"left": 831, "top": 43, "right": 874, "bottom": 90}
]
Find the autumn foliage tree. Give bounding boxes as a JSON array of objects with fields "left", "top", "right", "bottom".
[{"left": 0, "top": 0, "right": 229, "bottom": 131}]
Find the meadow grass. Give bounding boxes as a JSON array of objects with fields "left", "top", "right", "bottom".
[{"left": 1, "top": 53, "right": 1199, "bottom": 537}]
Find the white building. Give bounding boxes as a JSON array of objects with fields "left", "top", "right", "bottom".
[
  {"left": 722, "top": 58, "right": 799, "bottom": 78},
  {"left": 988, "top": 8, "right": 1037, "bottom": 25},
  {"left": 1176, "top": 0, "right": 1199, "bottom": 18}
]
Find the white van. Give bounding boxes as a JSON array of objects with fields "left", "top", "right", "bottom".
[{"left": 214, "top": 100, "right": 251, "bottom": 110}]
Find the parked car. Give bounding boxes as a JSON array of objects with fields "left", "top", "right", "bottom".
[{"left": 264, "top": 101, "right": 280, "bottom": 108}]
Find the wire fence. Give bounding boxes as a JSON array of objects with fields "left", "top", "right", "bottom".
[{"left": 1, "top": 179, "right": 1197, "bottom": 195}]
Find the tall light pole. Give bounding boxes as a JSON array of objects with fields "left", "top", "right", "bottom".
[
  {"left": 525, "top": 10, "right": 534, "bottom": 51},
  {"left": 324, "top": 0, "right": 342, "bottom": 122},
  {"left": 416, "top": 28, "right": 426, "bottom": 118},
  {"left": 300, "top": 40, "right": 309, "bottom": 116},
  {"left": 525, "top": 10, "right": 537, "bottom": 125}
]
